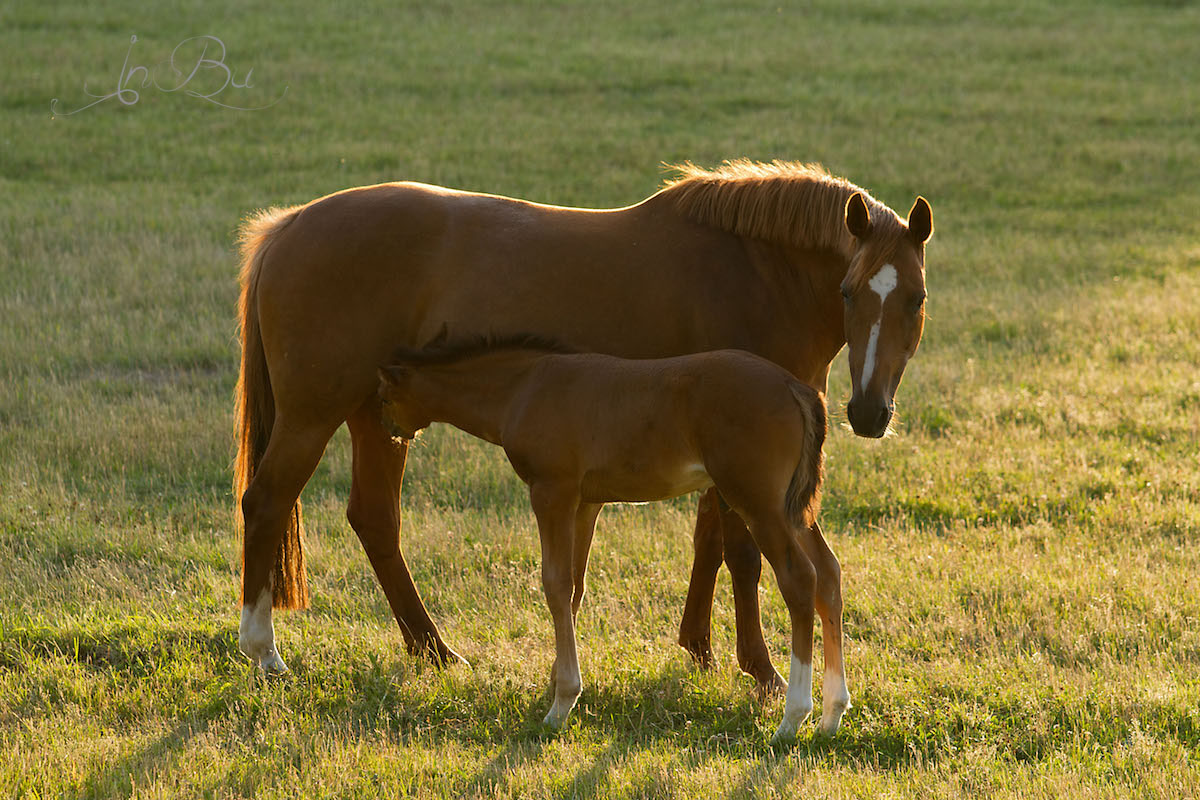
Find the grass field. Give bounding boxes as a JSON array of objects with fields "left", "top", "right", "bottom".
[{"left": 3, "top": 0, "right": 1200, "bottom": 797}]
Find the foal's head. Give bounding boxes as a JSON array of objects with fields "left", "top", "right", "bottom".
[
  {"left": 840, "top": 193, "right": 932, "bottom": 438},
  {"left": 377, "top": 366, "right": 431, "bottom": 439}
]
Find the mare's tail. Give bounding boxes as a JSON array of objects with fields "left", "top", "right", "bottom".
[
  {"left": 784, "top": 383, "right": 827, "bottom": 531},
  {"left": 234, "top": 206, "right": 308, "bottom": 609}
]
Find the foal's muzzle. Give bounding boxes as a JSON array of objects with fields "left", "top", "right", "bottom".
[{"left": 847, "top": 396, "right": 893, "bottom": 439}]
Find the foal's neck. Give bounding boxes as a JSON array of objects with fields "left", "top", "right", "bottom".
[{"left": 409, "top": 351, "right": 544, "bottom": 445}]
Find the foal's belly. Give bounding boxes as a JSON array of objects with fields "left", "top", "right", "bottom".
[{"left": 579, "top": 461, "right": 713, "bottom": 504}]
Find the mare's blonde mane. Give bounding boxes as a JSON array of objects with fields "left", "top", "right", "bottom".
[{"left": 658, "top": 160, "right": 904, "bottom": 269}]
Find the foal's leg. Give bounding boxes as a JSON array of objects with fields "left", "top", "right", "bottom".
[
  {"left": 571, "top": 502, "right": 603, "bottom": 619},
  {"left": 530, "top": 482, "right": 583, "bottom": 729},
  {"left": 239, "top": 420, "right": 334, "bottom": 672},
  {"left": 678, "top": 489, "right": 723, "bottom": 667},
  {"left": 796, "top": 521, "right": 851, "bottom": 734},
  {"left": 346, "top": 403, "right": 466, "bottom": 666},
  {"left": 746, "top": 512, "right": 817, "bottom": 742}
]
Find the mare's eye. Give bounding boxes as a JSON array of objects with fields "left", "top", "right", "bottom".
[
  {"left": 910, "top": 293, "right": 927, "bottom": 313},
  {"left": 840, "top": 286, "right": 852, "bottom": 302}
]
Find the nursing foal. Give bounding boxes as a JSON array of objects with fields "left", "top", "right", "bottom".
[{"left": 377, "top": 339, "right": 844, "bottom": 741}]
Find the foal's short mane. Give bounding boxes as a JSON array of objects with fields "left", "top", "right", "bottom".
[
  {"left": 389, "top": 333, "right": 577, "bottom": 367},
  {"left": 658, "top": 160, "right": 905, "bottom": 263}
]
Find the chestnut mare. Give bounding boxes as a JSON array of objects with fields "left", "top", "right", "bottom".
[
  {"left": 377, "top": 340, "right": 831, "bottom": 739},
  {"left": 234, "top": 160, "right": 932, "bottom": 694}
]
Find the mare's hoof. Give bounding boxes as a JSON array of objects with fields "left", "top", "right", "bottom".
[
  {"left": 259, "top": 650, "right": 289, "bottom": 675},
  {"left": 411, "top": 640, "right": 470, "bottom": 669},
  {"left": 678, "top": 636, "right": 714, "bottom": 669},
  {"left": 437, "top": 647, "right": 470, "bottom": 669},
  {"left": 753, "top": 670, "right": 788, "bottom": 701}
]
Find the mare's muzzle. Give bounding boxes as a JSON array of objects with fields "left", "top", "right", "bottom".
[{"left": 847, "top": 395, "right": 893, "bottom": 439}]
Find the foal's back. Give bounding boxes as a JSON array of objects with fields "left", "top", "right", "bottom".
[{"left": 500, "top": 349, "right": 822, "bottom": 507}]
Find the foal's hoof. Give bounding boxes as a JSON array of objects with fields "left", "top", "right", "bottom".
[
  {"left": 818, "top": 700, "right": 851, "bottom": 736},
  {"left": 769, "top": 720, "right": 800, "bottom": 746},
  {"left": 542, "top": 699, "right": 579, "bottom": 732}
]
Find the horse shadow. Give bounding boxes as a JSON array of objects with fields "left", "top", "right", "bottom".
[{"left": 14, "top": 622, "right": 924, "bottom": 797}]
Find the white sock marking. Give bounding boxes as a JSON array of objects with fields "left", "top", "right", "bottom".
[
  {"left": 773, "top": 655, "right": 814, "bottom": 741},
  {"left": 859, "top": 264, "right": 897, "bottom": 393},
  {"left": 819, "top": 668, "right": 851, "bottom": 735},
  {"left": 238, "top": 586, "right": 287, "bottom": 673},
  {"left": 784, "top": 655, "right": 814, "bottom": 722}
]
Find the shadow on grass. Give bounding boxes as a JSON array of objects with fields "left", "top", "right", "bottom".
[
  {"left": 0, "top": 620, "right": 231, "bottom": 678},
  {"left": 70, "top": 690, "right": 239, "bottom": 800},
  {"left": 11, "top": 622, "right": 1200, "bottom": 795}
]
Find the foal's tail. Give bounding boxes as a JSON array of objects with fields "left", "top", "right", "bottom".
[
  {"left": 233, "top": 205, "right": 308, "bottom": 609},
  {"left": 784, "top": 382, "right": 827, "bottom": 531}
]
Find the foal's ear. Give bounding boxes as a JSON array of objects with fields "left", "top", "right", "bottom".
[
  {"left": 845, "top": 192, "right": 872, "bottom": 240},
  {"left": 907, "top": 196, "right": 933, "bottom": 244}
]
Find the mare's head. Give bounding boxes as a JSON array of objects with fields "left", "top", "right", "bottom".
[
  {"left": 840, "top": 192, "right": 933, "bottom": 438},
  {"left": 377, "top": 366, "right": 432, "bottom": 439}
]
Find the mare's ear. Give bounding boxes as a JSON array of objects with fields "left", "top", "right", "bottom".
[
  {"left": 845, "top": 192, "right": 872, "bottom": 240},
  {"left": 907, "top": 196, "right": 933, "bottom": 244},
  {"left": 377, "top": 366, "right": 410, "bottom": 393}
]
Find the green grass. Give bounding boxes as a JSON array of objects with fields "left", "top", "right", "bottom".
[{"left": 3, "top": 0, "right": 1200, "bottom": 796}]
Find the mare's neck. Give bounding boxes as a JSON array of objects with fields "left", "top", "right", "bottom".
[
  {"left": 756, "top": 244, "right": 849, "bottom": 388},
  {"left": 409, "top": 352, "right": 543, "bottom": 445}
]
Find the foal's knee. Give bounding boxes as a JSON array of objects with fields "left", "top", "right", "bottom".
[
  {"left": 781, "top": 551, "right": 818, "bottom": 614},
  {"left": 814, "top": 548, "right": 842, "bottom": 614},
  {"left": 542, "top": 565, "right": 574, "bottom": 608},
  {"left": 571, "top": 584, "right": 586, "bottom": 617}
]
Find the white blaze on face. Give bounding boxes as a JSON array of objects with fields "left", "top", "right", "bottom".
[
  {"left": 238, "top": 586, "right": 288, "bottom": 673},
  {"left": 859, "top": 263, "right": 898, "bottom": 392}
]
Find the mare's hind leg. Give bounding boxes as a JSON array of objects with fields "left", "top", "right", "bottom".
[
  {"left": 346, "top": 402, "right": 466, "bottom": 666},
  {"left": 796, "top": 521, "right": 850, "bottom": 734},
  {"left": 723, "top": 505, "right": 786, "bottom": 695},
  {"left": 678, "top": 489, "right": 724, "bottom": 667},
  {"left": 679, "top": 491, "right": 785, "bottom": 694},
  {"left": 239, "top": 421, "right": 334, "bottom": 673}
]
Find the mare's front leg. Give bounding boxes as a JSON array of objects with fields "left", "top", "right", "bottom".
[
  {"left": 529, "top": 482, "right": 583, "bottom": 729},
  {"left": 678, "top": 489, "right": 724, "bottom": 667},
  {"left": 723, "top": 504, "right": 786, "bottom": 695},
  {"left": 346, "top": 403, "right": 467, "bottom": 667}
]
